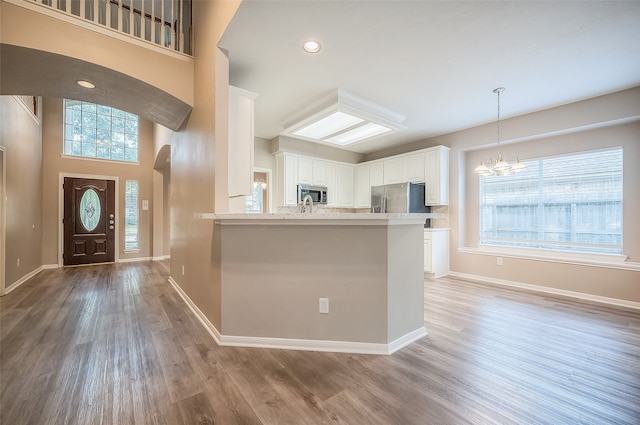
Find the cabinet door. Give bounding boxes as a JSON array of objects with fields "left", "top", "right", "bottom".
[
  {"left": 404, "top": 153, "right": 425, "bottom": 182},
  {"left": 284, "top": 155, "right": 299, "bottom": 206},
  {"left": 383, "top": 157, "right": 403, "bottom": 184},
  {"left": 228, "top": 86, "right": 256, "bottom": 197},
  {"left": 355, "top": 164, "right": 370, "bottom": 208},
  {"left": 335, "top": 164, "right": 354, "bottom": 207},
  {"left": 312, "top": 160, "right": 327, "bottom": 186},
  {"left": 424, "top": 146, "right": 449, "bottom": 205},
  {"left": 424, "top": 239, "right": 432, "bottom": 273},
  {"left": 370, "top": 162, "right": 384, "bottom": 187},
  {"left": 325, "top": 162, "right": 336, "bottom": 206},
  {"left": 298, "top": 157, "right": 313, "bottom": 185}
]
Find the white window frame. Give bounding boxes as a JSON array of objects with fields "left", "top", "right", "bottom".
[
  {"left": 478, "top": 147, "right": 623, "bottom": 257},
  {"left": 125, "top": 180, "right": 139, "bottom": 251},
  {"left": 63, "top": 99, "right": 139, "bottom": 164}
]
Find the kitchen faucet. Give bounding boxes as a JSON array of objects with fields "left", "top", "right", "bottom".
[{"left": 300, "top": 194, "right": 314, "bottom": 213}]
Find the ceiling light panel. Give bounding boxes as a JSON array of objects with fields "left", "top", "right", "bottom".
[
  {"left": 281, "top": 89, "right": 406, "bottom": 148},
  {"left": 324, "top": 122, "right": 393, "bottom": 145},
  {"left": 292, "top": 111, "right": 364, "bottom": 139}
]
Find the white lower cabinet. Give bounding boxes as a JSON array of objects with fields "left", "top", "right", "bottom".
[{"left": 424, "top": 229, "right": 449, "bottom": 278}]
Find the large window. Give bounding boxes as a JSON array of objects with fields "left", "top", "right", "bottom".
[
  {"left": 64, "top": 99, "right": 139, "bottom": 162},
  {"left": 479, "top": 148, "right": 623, "bottom": 254},
  {"left": 125, "top": 181, "right": 139, "bottom": 250}
]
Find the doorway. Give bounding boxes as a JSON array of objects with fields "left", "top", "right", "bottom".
[
  {"left": 63, "top": 177, "right": 116, "bottom": 266},
  {"left": 0, "top": 147, "right": 5, "bottom": 294},
  {"left": 245, "top": 168, "right": 272, "bottom": 213}
]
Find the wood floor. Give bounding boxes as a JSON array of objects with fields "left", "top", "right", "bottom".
[{"left": 1, "top": 261, "right": 639, "bottom": 425}]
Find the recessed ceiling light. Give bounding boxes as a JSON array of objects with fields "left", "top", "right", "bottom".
[
  {"left": 77, "top": 80, "right": 95, "bottom": 89},
  {"left": 303, "top": 40, "right": 321, "bottom": 53}
]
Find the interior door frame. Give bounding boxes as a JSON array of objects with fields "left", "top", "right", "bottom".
[
  {"left": 0, "top": 146, "right": 6, "bottom": 294},
  {"left": 253, "top": 167, "right": 273, "bottom": 213},
  {"left": 58, "top": 172, "right": 119, "bottom": 267}
]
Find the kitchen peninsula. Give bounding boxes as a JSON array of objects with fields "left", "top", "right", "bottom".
[{"left": 189, "top": 212, "right": 439, "bottom": 354}]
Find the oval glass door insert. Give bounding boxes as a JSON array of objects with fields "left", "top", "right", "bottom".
[{"left": 80, "top": 189, "right": 101, "bottom": 231}]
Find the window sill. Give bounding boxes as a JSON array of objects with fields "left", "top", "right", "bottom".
[
  {"left": 60, "top": 154, "right": 140, "bottom": 166},
  {"left": 124, "top": 249, "right": 140, "bottom": 254},
  {"left": 458, "top": 246, "right": 640, "bottom": 271}
]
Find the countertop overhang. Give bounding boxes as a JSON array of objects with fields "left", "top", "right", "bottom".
[{"left": 195, "top": 212, "right": 443, "bottom": 226}]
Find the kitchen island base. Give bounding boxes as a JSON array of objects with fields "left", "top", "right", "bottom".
[{"left": 179, "top": 213, "right": 429, "bottom": 354}]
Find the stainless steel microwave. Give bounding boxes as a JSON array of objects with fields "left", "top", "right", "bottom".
[{"left": 297, "top": 184, "right": 327, "bottom": 205}]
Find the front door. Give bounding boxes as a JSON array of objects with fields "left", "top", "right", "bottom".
[{"left": 63, "top": 178, "right": 115, "bottom": 266}]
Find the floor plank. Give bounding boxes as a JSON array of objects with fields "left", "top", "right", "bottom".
[{"left": 1, "top": 261, "right": 639, "bottom": 425}]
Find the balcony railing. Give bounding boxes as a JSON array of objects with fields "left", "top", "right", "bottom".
[{"left": 32, "top": 0, "right": 192, "bottom": 55}]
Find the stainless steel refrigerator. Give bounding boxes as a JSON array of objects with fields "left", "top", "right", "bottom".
[{"left": 371, "top": 182, "right": 431, "bottom": 215}]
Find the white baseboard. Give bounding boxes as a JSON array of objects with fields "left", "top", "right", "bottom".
[
  {"left": 167, "top": 276, "right": 426, "bottom": 355},
  {"left": 388, "top": 327, "right": 428, "bottom": 354},
  {"left": 448, "top": 271, "right": 640, "bottom": 311},
  {"left": 42, "top": 264, "right": 59, "bottom": 269},
  {"left": 168, "top": 277, "right": 222, "bottom": 344},
  {"left": 117, "top": 256, "right": 152, "bottom": 263},
  {"left": 3, "top": 265, "right": 45, "bottom": 295},
  {"left": 152, "top": 255, "right": 170, "bottom": 261}
]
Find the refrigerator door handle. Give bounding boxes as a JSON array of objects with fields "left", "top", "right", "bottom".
[{"left": 381, "top": 196, "right": 388, "bottom": 213}]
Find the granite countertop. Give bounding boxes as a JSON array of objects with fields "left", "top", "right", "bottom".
[{"left": 195, "top": 212, "right": 445, "bottom": 225}]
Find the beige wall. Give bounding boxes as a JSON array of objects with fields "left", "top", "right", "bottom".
[
  {"left": 169, "top": 0, "right": 241, "bottom": 331},
  {"left": 367, "top": 87, "right": 640, "bottom": 304},
  {"left": 1, "top": 0, "right": 193, "bottom": 106},
  {"left": 40, "top": 98, "right": 156, "bottom": 264},
  {"left": 272, "top": 135, "right": 364, "bottom": 164},
  {"left": 0, "top": 96, "right": 42, "bottom": 289}
]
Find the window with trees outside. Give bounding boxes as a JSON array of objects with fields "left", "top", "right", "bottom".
[
  {"left": 63, "top": 99, "right": 139, "bottom": 162},
  {"left": 479, "top": 147, "right": 623, "bottom": 255}
]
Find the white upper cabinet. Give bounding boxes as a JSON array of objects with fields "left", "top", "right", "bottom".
[
  {"left": 312, "top": 160, "right": 328, "bottom": 186},
  {"left": 228, "top": 86, "right": 258, "bottom": 198},
  {"left": 383, "top": 157, "right": 403, "bottom": 184},
  {"left": 370, "top": 162, "right": 384, "bottom": 187},
  {"left": 298, "top": 157, "right": 328, "bottom": 187},
  {"left": 334, "top": 164, "right": 354, "bottom": 207},
  {"left": 354, "top": 164, "right": 371, "bottom": 208},
  {"left": 403, "top": 152, "right": 425, "bottom": 182},
  {"left": 276, "top": 153, "right": 299, "bottom": 206},
  {"left": 424, "top": 146, "right": 450, "bottom": 205},
  {"left": 298, "top": 157, "right": 313, "bottom": 184}
]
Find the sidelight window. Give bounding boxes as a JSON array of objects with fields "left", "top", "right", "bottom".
[
  {"left": 479, "top": 147, "right": 623, "bottom": 254},
  {"left": 63, "top": 99, "right": 139, "bottom": 163},
  {"left": 125, "top": 181, "right": 139, "bottom": 250}
]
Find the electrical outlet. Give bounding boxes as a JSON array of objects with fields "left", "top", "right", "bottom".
[
  {"left": 497, "top": 257, "right": 503, "bottom": 266},
  {"left": 319, "top": 298, "right": 329, "bottom": 314},
  {"left": 181, "top": 265, "right": 185, "bottom": 276}
]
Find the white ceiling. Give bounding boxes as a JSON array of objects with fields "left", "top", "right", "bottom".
[{"left": 218, "top": 1, "right": 640, "bottom": 154}]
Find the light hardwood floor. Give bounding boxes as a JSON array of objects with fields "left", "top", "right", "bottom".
[{"left": 1, "top": 261, "right": 639, "bottom": 424}]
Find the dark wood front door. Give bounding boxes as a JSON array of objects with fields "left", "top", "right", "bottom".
[{"left": 63, "top": 178, "right": 115, "bottom": 266}]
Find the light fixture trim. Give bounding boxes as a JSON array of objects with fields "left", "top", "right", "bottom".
[
  {"left": 76, "top": 80, "right": 96, "bottom": 89},
  {"left": 303, "top": 40, "right": 321, "bottom": 53},
  {"left": 281, "top": 89, "right": 406, "bottom": 147}
]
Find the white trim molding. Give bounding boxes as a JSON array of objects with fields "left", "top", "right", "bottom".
[
  {"left": 449, "top": 271, "right": 640, "bottom": 311},
  {"left": 458, "top": 246, "right": 640, "bottom": 272},
  {"left": 168, "top": 277, "right": 427, "bottom": 355},
  {"left": 117, "top": 256, "right": 152, "bottom": 263},
  {"left": 152, "top": 255, "right": 171, "bottom": 261},
  {"left": 3, "top": 266, "right": 44, "bottom": 296}
]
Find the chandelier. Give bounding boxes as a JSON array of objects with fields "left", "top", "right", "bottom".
[{"left": 473, "top": 87, "right": 526, "bottom": 176}]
